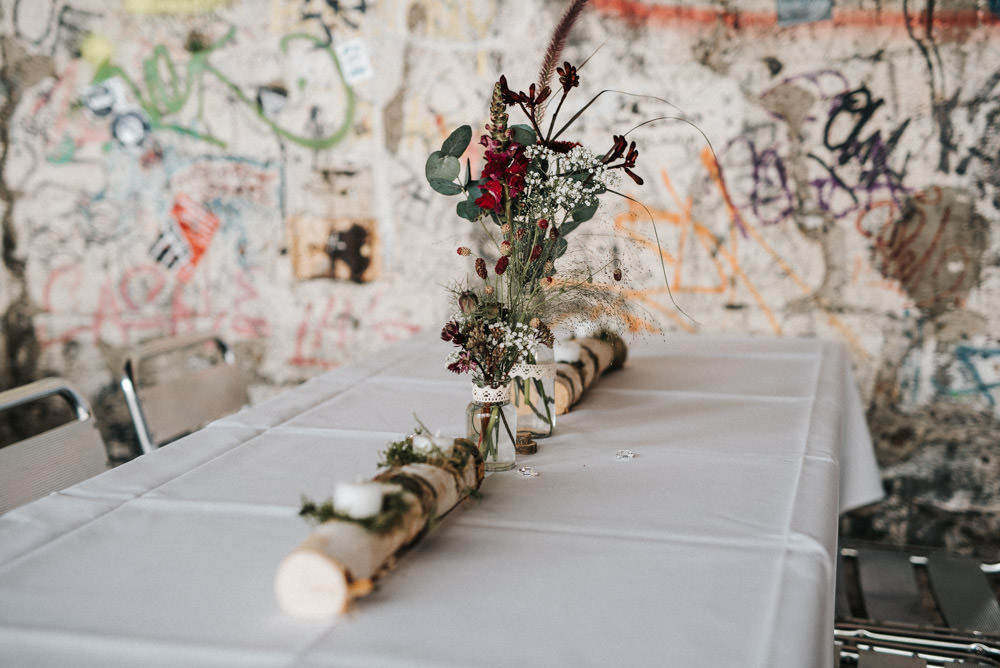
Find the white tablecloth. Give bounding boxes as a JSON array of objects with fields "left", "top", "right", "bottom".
[{"left": 0, "top": 332, "right": 883, "bottom": 668}]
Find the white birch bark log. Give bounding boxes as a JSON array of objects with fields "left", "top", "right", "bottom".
[{"left": 275, "top": 439, "right": 483, "bottom": 618}]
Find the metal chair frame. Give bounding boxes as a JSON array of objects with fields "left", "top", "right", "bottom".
[
  {"left": 120, "top": 332, "right": 249, "bottom": 454},
  {"left": 0, "top": 377, "right": 109, "bottom": 514},
  {"left": 836, "top": 541, "right": 1000, "bottom": 667}
]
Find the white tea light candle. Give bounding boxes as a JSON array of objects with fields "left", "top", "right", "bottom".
[
  {"left": 411, "top": 434, "right": 434, "bottom": 452},
  {"left": 554, "top": 339, "right": 582, "bottom": 363},
  {"left": 333, "top": 481, "right": 384, "bottom": 519}
]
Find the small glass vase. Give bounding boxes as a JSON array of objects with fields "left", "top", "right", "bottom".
[
  {"left": 511, "top": 346, "right": 556, "bottom": 439},
  {"left": 466, "top": 384, "right": 517, "bottom": 472}
]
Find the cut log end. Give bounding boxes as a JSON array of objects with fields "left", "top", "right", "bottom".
[{"left": 275, "top": 549, "right": 350, "bottom": 618}]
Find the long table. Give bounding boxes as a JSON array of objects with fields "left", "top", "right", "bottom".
[{"left": 0, "top": 332, "right": 883, "bottom": 667}]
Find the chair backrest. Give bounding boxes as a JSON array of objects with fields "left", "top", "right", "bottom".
[
  {"left": 120, "top": 332, "right": 249, "bottom": 454},
  {"left": 835, "top": 542, "right": 1000, "bottom": 666},
  {"left": 0, "top": 377, "right": 109, "bottom": 514}
]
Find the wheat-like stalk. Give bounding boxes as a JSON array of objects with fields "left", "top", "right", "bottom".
[{"left": 536, "top": 0, "right": 590, "bottom": 103}]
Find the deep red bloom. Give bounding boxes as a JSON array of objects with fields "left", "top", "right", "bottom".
[
  {"left": 495, "top": 256, "right": 510, "bottom": 275},
  {"left": 447, "top": 351, "right": 475, "bottom": 374},
  {"left": 475, "top": 257, "right": 488, "bottom": 279},
  {"left": 549, "top": 226, "right": 559, "bottom": 240},
  {"left": 530, "top": 244, "right": 542, "bottom": 261},
  {"left": 474, "top": 180, "right": 503, "bottom": 213},
  {"left": 557, "top": 62, "right": 580, "bottom": 91},
  {"left": 537, "top": 218, "right": 548, "bottom": 230},
  {"left": 481, "top": 152, "right": 507, "bottom": 182},
  {"left": 441, "top": 321, "right": 465, "bottom": 344},
  {"left": 543, "top": 139, "right": 580, "bottom": 154}
]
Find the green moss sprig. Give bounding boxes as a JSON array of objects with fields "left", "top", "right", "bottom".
[
  {"left": 299, "top": 490, "right": 412, "bottom": 534},
  {"left": 377, "top": 415, "right": 448, "bottom": 469}
]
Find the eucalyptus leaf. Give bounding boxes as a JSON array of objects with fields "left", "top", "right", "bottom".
[
  {"left": 425, "top": 152, "right": 461, "bottom": 183},
  {"left": 429, "top": 179, "right": 464, "bottom": 196},
  {"left": 457, "top": 199, "right": 482, "bottom": 221},
  {"left": 441, "top": 125, "right": 472, "bottom": 158},
  {"left": 553, "top": 237, "right": 568, "bottom": 257},
  {"left": 559, "top": 218, "right": 584, "bottom": 237},
  {"left": 572, "top": 200, "right": 599, "bottom": 223},
  {"left": 510, "top": 124, "right": 536, "bottom": 146}
]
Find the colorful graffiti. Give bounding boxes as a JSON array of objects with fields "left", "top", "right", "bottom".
[
  {"left": 2, "top": 0, "right": 999, "bottom": 520},
  {"left": 84, "top": 27, "right": 356, "bottom": 150}
]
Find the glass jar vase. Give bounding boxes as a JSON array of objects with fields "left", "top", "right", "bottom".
[
  {"left": 466, "top": 384, "right": 517, "bottom": 472},
  {"left": 511, "top": 345, "right": 556, "bottom": 439}
]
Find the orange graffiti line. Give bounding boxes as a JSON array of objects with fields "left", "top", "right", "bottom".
[
  {"left": 697, "top": 151, "right": 783, "bottom": 333},
  {"left": 622, "top": 287, "right": 698, "bottom": 333},
  {"left": 607, "top": 166, "right": 783, "bottom": 331},
  {"left": 703, "top": 153, "right": 873, "bottom": 355},
  {"left": 614, "top": 206, "right": 727, "bottom": 296},
  {"left": 714, "top": 240, "right": 783, "bottom": 334},
  {"left": 613, "top": 170, "right": 730, "bottom": 296},
  {"left": 653, "top": 164, "right": 692, "bottom": 292},
  {"left": 563, "top": 280, "right": 694, "bottom": 334},
  {"left": 590, "top": 0, "right": 999, "bottom": 30}
]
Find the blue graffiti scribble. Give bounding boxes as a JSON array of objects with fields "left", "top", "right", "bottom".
[{"left": 949, "top": 345, "right": 1000, "bottom": 406}]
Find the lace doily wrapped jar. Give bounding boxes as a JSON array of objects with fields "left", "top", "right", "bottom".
[
  {"left": 466, "top": 383, "right": 517, "bottom": 472},
  {"left": 510, "top": 345, "right": 556, "bottom": 439}
]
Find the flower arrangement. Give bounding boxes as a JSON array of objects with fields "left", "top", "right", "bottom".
[{"left": 430, "top": 0, "right": 644, "bottom": 391}]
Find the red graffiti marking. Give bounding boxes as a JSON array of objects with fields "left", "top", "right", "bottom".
[
  {"left": 590, "top": 0, "right": 998, "bottom": 31},
  {"left": 856, "top": 187, "right": 980, "bottom": 312},
  {"left": 290, "top": 294, "right": 421, "bottom": 369},
  {"left": 171, "top": 194, "right": 220, "bottom": 282},
  {"left": 37, "top": 262, "right": 272, "bottom": 349}
]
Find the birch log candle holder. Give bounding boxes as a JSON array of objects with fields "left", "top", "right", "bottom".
[
  {"left": 553, "top": 334, "right": 628, "bottom": 415},
  {"left": 275, "top": 438, "right": 484, "bottom": 618}
]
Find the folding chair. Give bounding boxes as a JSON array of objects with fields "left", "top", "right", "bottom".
[
  {"left": 0, "top": 377, "right": 109, "bottom": 514},
  {"left": 835, "top": 541, "right": 1000, "bottom": 667},
  {"left": 120, "top": 332, "right": 249, "bottom": 454}
]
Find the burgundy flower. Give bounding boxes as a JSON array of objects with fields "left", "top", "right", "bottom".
[
  {"left": 543, "top": 139, "right": 580, "bottom": 154},
  {"left": 458, "top": 290, "right": 479, "bottom": 314},
  {"left": 479, "top": 134, "right": 503, "bottom": 152},
  {"left": 474, "top": 180, "right": 503, "bottom": 213},
  {"left": 530, "top": 244, "right": 542, "bottom": 261},
  {"left": 481, "top": 153, "right": 507, "bottom": 182},
  {"left": 557, "top": 62, "right": 580, "bottom": 91},
  {"left": 441, "top": 321, "right": 464, "bottom": 344},
  {"left": 537, "top": 218, "right": 549, "bottom": 230},
  {"left": 447, "top": 351, "right": 475, "bottom": 375},
  {"left": 495, "top": 256, "right": 510, "bottom": 275},
  {"left": 475, "top": 257, "right": 488, "bottom": 279},
  {"left": 549, "top": 226, "right": 559, "bottom": 240}
]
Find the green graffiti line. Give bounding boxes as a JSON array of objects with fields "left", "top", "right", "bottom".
[{"left": 94, "top": 27, "right": 356, "bottom": 150}]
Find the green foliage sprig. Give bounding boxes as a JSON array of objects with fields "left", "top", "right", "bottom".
[
  {"left": 298, "top": 490, "right": 412, "bottom": 534},
  {"left": 376, "top": 415, "right": 447, "bottom": 468}
]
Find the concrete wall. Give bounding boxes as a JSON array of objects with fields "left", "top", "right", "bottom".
[{"left": 1, "top": 0, "right": 998, "bottom": 551}]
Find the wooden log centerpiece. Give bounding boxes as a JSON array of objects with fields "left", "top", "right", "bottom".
[
  {"left": 275, "top": 434, "right": 483, "bottom": 618},
  {"left": 553, "top": 333, "right": 628, "bottom": 414}
]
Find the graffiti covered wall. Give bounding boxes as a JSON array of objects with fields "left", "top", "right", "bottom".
[{"left": 1, "top": 0, "right": 999, "bottom": 550}]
